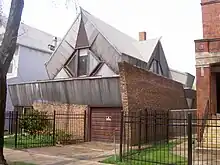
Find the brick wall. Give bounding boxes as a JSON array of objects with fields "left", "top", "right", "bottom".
[
  {"left": 33, "top": 102, "right": 88, "bottom": 142},
  {"left": 118, "top": 62, "right": 188, "bottom": 112},
  {"left": 201, "top": 1, "right": 220, "bottom": 39},
  {"left": 119, "top": 62, "right": 188, "bottom": 145},
  {"left": 196, "top": 67, "right": 211, "bottom": 117}
]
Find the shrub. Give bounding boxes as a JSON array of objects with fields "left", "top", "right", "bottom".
[
  {"left": 19, "top": 109, "right": 51, "bottom": 136},
  {"left": 55, "top": 130, "right": 72, "bottom": 144}
]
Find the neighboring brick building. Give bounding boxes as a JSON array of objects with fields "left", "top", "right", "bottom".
[{"left": 195, "top": 0, "right": 220, "bottom": 116}]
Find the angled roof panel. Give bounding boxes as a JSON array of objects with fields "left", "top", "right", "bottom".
[
  {"left": 45, "top": 14, "right": 81, "bottom": 79},
  {"left": 133, "top": 38, "right": 160, "bottom": 62},
  {"left": 91, "top": 33, "right": 121, "bottom": 73},
  {"left": 83, "top": 15, "right": 99, "bottom": 45},
  {"left": 81, "top": 8, "right": 144, "bottom": 61}
]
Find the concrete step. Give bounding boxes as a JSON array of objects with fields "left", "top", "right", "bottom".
[{"left": 200, "top": 143, "right": 220, "bottom": 148}]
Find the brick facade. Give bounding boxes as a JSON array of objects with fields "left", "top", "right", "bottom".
[
  {"left": 201, "top": 0, "right": 220, "bottom": 39},
  {"left": 195, "top": 0, "right": 220, "bottom": 116},
  {"left": 33, "top": 102, "right": 87, "bottom": 141},
  {"left": 118, "top": 62, "right": 188, "bottom": 145},
  {"left": 196, "top": 67, "right": 211, "bottom": 117},
  {"left": 118, "top": 62, "right": 188, "bottom": 112}
]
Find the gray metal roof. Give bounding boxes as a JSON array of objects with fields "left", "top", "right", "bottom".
[{"left": 17, "top": 23, "right": 59, "bottom": 53}]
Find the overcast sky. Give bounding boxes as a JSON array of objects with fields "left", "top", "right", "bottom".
[{"left": 2, "top": 0, "right": 202, "bottom": 75}]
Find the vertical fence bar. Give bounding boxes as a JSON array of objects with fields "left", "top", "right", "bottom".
[
  {"left": 84, "top": 110, "right": 86, "bottom": 142},
  {"left": 138, "top": 111, "right": 142, "bottom": 151},
  {"left": 119, "top": 110, "right": 124, "bottom": 162},
  {"left": 166, "top": 111, "right": 169, "bottom": 143},
  {"left": 187, "top": 113, "right": 193, "bottom": 165},
  {"left": 14, "top": 111, "right": 18, "bottom": 149},
  {"left": 52, "top": 111, "right": 56, "bottom": 146},
  {"left": 145, "top": 110, "right": 148, "bottom": 143}
]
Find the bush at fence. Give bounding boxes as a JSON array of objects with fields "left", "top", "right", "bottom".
[
  {"left": 19, "top": 109, "right": 51, "bottom": 137},
  {"left": 55, "top": 130, "right": 72, "bottom": 144}
]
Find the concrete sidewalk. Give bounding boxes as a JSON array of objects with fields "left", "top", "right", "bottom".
[{"left": 4, "top": 148, "right": 111, "bottom": 165}]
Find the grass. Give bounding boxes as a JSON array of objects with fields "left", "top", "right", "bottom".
[
  {"left": 4, "top": 134, "right": 54, "bottom": 149},
  {"left": 101, "top": 142, "right": 187, "bottom": 165}
]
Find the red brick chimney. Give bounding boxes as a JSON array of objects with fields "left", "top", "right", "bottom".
[{"left": 139, "top": 32, "right": 147, "bottom": 41}]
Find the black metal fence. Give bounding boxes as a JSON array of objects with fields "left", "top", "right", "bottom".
[
  {"left": 4, "top": 110, "right": 86, "bottom": 149},
  {"left": 120, "top": 109, "right": 220, "bottom": 165}
]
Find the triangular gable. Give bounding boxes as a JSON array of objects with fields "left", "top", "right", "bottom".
[{"left": 147, "top": 40, "right": 170, "bottom": 78}]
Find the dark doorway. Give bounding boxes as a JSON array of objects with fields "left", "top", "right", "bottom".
[{"left": 216, "top": 73, "right": 220, "bottom": 113}]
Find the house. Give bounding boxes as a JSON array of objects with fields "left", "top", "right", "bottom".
[
  {"left": 195, "top": 0, "right": 220, "bottom": 117},
  {"left": 0, "top": 17, "right": 59, "bottom": 130},
  {"left": 8, "top": 8, "right": 195, "bottom": 142}
]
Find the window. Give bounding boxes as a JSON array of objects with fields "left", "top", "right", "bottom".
[
  {"left": 78, "top": 49, "right": 88, "bottom": 76},
  {"left": 149, "top": 60, "right": 163, "bottom": 76},
  {"left": 8, "top": 62, "right": 13, "bottom": 73}
]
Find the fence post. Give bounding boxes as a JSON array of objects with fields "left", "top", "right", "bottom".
[
  {"left": 138, "top": 111, "right": 142, "bottom": 151},
  {"left": 14, "top": 111, "right": 18, "bottom": 149},
  {"left": 154, "top": 111, "right": 157, "bottom": 142},
  {"left": 52, "top": 111, "right": 56, "bottom": 146},
  {"left": 187, "top": 113, "right": 193, "bottom": 165},
  {"left": 119, "top": 110, "right": 124, "bottom": 162}
]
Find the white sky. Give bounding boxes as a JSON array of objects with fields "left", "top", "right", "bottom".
[{"left": 2, "top": 0, "right": 202, "bottom": 75}]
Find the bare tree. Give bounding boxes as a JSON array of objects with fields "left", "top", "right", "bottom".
[
  {"left": 0, "top": 0, "right": 24, "bottom": 164},
  {"left": 0, "top": 0, "right": 77, "bottom": 164}
]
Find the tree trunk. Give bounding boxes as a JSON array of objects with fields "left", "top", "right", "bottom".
[
  {"left": 0, "top": 0, "right": 24, "bottom": 164},
  {"left": 0, "top": 72, "right": 7, "bottom": 165}
]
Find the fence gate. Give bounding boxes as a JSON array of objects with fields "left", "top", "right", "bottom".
[{"left": 119, "top": 109, "right": 220, "bottom": 165}]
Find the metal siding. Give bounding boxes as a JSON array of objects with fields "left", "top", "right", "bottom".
[
  {"left": 121, "top": 54, "right": 148, "bottom": 70},
  {"left": 83, "top": 17, "right": 100, "bottom": 46},
  {"left": 91, "top": 33, "right": 121, "bottom": 73},
  {"left": 170, "top": 69, "right": 187, "bottom": 86},
  {"left": 95, "top": 64, "right": 115, "bottom": 77},
  {"left": 8, "top": 77, "right": 121, "bottom": 107},
  {"left": 158, "top": 42, "right": 170, "bottom": 78},
  {"left": 55, "top": 68, "right": 69, "bottom": 79},
  {"left": 185, "top": 73, "right": 195, "bottom": 89}
]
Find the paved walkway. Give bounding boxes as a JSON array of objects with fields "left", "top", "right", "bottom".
[{"left": 4, "top": 148, "right": 111, "bottom": 165}]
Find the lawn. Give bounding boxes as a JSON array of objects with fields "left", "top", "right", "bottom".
[
  {"left": 4, "top": 134, "right": 54, "bottom": 149},
  {"left": 101, "top": 142, "right": 187, "bottom": 165}
]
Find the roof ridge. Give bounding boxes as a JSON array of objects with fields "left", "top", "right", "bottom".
[
  {"left": 80, "top": 8, "right": 122, "bottom": 56},
  {"left": 80, "top": 8, "right": 137, "bottom": 42}
]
